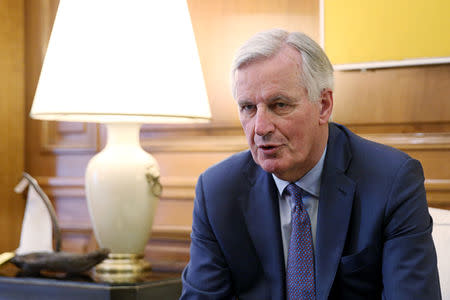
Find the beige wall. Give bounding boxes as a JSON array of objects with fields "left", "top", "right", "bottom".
[{"left": 12, "top": 0, "right": 450, "bottom": 271}]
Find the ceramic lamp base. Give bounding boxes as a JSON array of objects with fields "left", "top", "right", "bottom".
[{"left": 93, "top": 253, "right": 151, "bottom": 283}]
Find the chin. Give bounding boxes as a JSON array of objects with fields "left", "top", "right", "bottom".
[
  {"left": 258, "top": 160, "right": 283, "bottom": 176},
  {"left": 252, "top": 151, "right": 287, "bottom": 174}
]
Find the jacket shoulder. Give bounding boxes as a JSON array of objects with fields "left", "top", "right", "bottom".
[
  {"left": 200, "top": 150, "right": 254, "bottom": 192},
  {"left": 332, "top": 123, "right": 412, "bottom": 168}
]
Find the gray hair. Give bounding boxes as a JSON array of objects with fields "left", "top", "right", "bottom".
[{"left": 231, "top": 29, "right": 334, "bottom": 102}]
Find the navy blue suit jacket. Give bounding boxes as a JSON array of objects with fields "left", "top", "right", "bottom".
[{"left": 181, "top": 123, "right": 441, "bottom": 299}]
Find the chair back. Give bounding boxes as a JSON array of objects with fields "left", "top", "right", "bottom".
[{"left": 430, "top": 207, "right": 450, "bottom": 299}]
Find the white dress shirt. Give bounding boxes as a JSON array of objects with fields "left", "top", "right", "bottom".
[{"left": 272, "top": 147, "right": 327, "bottom": 268}]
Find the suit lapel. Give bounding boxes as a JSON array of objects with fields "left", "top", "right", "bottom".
[
  {"left": 242, "top": 161, "right": 286, "bottom": 300},
  {"left": 315, "top": 124, "right": 356, "bottom": 299},
  {"left": 315, "top": 168, "right": 355, "bottom": 299}
]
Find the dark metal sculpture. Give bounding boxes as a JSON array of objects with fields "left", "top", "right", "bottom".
[{"left": 10, "top": 249, "right": 110, "bottom": 275}]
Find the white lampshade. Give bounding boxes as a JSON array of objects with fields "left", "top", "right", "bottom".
[{"left": 30, "top": 0, "right": 211, "bottom": 123}]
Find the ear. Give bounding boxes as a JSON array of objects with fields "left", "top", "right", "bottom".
[{"left": 318, "top": 89, "right": 333, "bottom": 125}]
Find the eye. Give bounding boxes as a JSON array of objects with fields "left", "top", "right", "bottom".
[
  {"left": 275, "top": 102, "right": 287, "bottom": 108},
  {"left": 240, "top": 104, "right": 256, "bottom": 113},
  {"left": 270, "top": 101, "right": 291, "bottom": 113}
]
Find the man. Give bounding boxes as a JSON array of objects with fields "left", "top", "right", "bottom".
[{"left": 181, "top": 29, "right": 441, "bottom": 299}]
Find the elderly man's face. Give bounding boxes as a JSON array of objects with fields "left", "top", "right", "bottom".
[{"left": 234, "top": 45, "right": 331, "bottom": 181}]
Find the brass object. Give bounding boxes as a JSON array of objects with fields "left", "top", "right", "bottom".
[
  {"left": 93, "top": 253, "right": 151, "bottom": 283},
  {"left": 0, "top": 252, "right": 15, "bottom": 267},
  {"left": 146, "top": 169, "right": 162, "bottom": 197}
]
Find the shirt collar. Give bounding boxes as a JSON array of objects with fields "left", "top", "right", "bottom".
[{"left": 272, "top": 146, "right": 327, "bottom": 198}]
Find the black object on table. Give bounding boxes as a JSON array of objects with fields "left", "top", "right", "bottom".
[{"left": 0, "top": 265, "right": 182, "bottom": 300}]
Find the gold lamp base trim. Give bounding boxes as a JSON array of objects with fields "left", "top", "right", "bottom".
[{"left": 93, "top": 253, "right": 151, "bottom": 283}]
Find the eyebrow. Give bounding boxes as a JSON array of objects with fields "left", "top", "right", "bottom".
[
  {"left": 237, "top": 99, "right": 254, "bottom": 106},
  {"left": 236, "top": 94, "right": 296, "bottom": 106},
  {"left": 266, "top": 94, "right": 294, "bottom": 104}
]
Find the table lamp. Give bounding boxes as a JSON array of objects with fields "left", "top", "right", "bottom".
[{"left": 29, "top": 0, "right": 210, "bottom": 282}]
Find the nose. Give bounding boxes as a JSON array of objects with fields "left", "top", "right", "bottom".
[{"left": 254, "top": 107, "right": 275, "bottom": 137}]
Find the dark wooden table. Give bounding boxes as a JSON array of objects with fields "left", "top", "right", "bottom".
[{"left": 0, "top": 265, "right": 182, "bottom": 300}]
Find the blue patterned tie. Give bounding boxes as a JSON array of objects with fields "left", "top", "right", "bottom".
[{"left": 285, "top": 183, "right": 315, "bottom": 299}]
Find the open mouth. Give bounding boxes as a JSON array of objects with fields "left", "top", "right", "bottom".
[
  {"left": 260, "top": 145, "right": 276, "bottom": 150},
  {"left": 258, "top": 145, "right": 281, "bottom": 154}
]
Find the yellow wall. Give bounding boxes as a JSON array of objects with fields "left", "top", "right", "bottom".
[{"left": 324, "top": 0, "right": 450, "bottom": 65}]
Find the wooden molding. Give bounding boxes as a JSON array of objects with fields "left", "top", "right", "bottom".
[
  {"left": 425, "top": 179, "right": 450, "bottom": 191},
  {"left": 40, "top": 121, "right": 98, "bottom": 154},
  {"left": 35, "top": 176, "right": 85, "bottom": 198},
  {"left": 141, "top": 122, "right": 241, "bottom": 133},
  {"left": 159, "top": 177, "right": 196, "bottom": 200},
  {"left": 59, "top": 222, "right": 91, "bottom": 233},
  {"left": 58, "top": 222, "right": 191, "bottom": 241},
  {"left": 361, "top": 132, "right": 450, "bottom": 150},
  {"left": 151, "top": 225, "right": 191, "bottom": 241},
  {"left": 142, "top": 130, "right": 450, "bottom": 153},
  {"left": 345, "top": 122, "right": 450, "bottom": 134},
  {"left": 142, "top": 135, "right": 247, "bottom": 153},
  {"left": 36, "top": 176, "right": 85, "bottom": 187},
  {"left": 36, "top": 174, "right": 450, "bottom": 199},
  {"left": 425, "top": 179, "right": 450, "bottom": 208},
  {"left": 35, "top": 175, "right": 197, "bottom": 200}
]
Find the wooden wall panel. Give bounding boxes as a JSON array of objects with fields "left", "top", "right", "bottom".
[
  {"left": 333, "top": 65, "right": 450, "bottom": 126},
  {"left": 0, "top": 0, "right": 25, "bottom": 252},
  {"left": 40, "top": 121, "right": 97, "bottom": 155},
  {"left": 21, "top": 0, "right": 450, "bottom": 274}
]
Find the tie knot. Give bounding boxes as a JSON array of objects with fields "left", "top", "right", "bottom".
[{"left": 285, "top": 183, "right": 303, "bottom": 206}]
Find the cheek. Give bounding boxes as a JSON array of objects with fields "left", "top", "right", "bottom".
[
  {"left": 285, "top": 123, "right": 308, "bottom": 150},
  {"left": 289, "top": 124, "right": 316, "bottom": 154},
  {"left": 241, "top": 120, "right": 255, "bottom": 142}
]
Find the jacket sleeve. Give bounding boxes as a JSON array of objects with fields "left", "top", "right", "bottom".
[
  {"left": 180, "top": 174, "right": 234, "bottom": 299},
  {"left": 382, "top": 158, "right": 441, "bottom": 299}
]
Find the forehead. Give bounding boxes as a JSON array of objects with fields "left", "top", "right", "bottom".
[{"left": 234, "top": 45, "right": 303, "bottom": 100}]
